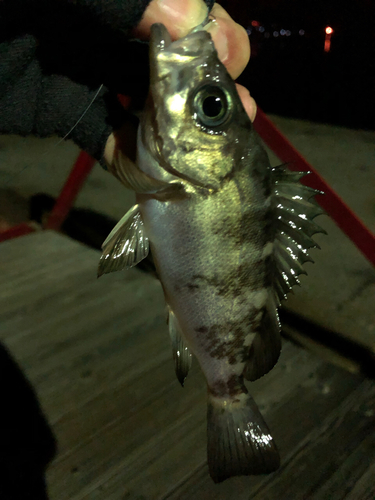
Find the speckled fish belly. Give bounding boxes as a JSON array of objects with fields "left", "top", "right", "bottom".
[{"left": 98, "top": 22, "right": 325, "bottom": 483}]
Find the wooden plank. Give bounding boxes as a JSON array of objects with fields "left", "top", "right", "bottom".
[
  {"left": 249, "top": 381, "right": 375, "bottom": 500},
  {"left": 53, "top": 344, "right": 320, "bottom": 500},
  {"left": 163, "top": 369, "right": 369, "bottom": 500},
  {"left": 313, "top": 430, "right": 375, "bottom": 499},
  {"left": 345, "top": 461, "right": 375, "bottom": 500},
  {"left": 0, "top": 232, "right": 374, "bottom": 500}
]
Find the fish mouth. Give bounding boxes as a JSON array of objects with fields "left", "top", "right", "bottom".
[
  {"left": 150, "top": 23, "right": 172, "bottom": 59},
  {"left": 150, "top": 23, "right": 212, "bottom": 60}
]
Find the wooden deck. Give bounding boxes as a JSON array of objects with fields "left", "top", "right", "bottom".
[{"left": 0, "top": 231, "right": 374, "bottom": 500}]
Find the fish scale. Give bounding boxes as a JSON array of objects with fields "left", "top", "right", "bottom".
[{"left": 98, "top": 22, "right": 325, "bottom": 483}]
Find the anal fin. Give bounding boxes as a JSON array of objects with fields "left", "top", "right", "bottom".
[
  {"left": 244, "top": 294, "right": 282, "bottom": 381},
  {"left": 168, "top": 308, "right": 192, "bottom": 386}
]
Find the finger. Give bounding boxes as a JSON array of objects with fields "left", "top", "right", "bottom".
[
  {"left": 134, "top": 1, "right": 250, "bottom": 79},
  {"left": 208, "top": 4, "right": 250, "bottom": 79},
  {"left": 235, "top": 84, "right": 257, "bottom": 122},
  {"left": 134, "top": 0, "right": 208, "bottom": 40}
]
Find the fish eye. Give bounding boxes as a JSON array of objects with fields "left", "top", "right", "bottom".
[{"left": 193, "top": 85, "right": 231, "bottom": 128}]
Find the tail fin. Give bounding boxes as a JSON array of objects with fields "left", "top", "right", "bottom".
[{"left": 207, "top": 393, "right": 280, "bottom": 483}]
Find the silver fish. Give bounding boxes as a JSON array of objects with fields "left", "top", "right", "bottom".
[{"left": 98, "top": 23, "right": 324, "bottom": 483}]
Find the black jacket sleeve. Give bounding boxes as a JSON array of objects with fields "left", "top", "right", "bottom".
[
  {"left": 0, "top": 0, "right": 152, "bottom": 163},
  {"left": 0, "top": 0, "right": 213, "bottom": 164}
]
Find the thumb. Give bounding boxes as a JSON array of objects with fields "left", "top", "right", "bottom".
[{"left": 133, "top": 0, "right": 209, "bottom": 40}]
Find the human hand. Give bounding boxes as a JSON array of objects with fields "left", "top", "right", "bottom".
[
  {"left": 135, "top": 0, "right": 256, "bottom": 120},
  {"left": 104, "top": 0, "right": 256, "bottom": 167}
]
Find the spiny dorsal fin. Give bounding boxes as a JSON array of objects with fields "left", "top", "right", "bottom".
[
  {"left": 272, "top": 164, "right": 326, "bottom": 304},
  {"left": 98, "top": 204, "right": 149, "bottom": 277},
  {"left": 168, "top": 307, "right": 192, "bottom": 386}
]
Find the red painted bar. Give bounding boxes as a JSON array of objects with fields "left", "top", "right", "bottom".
[
  {"left": 46, "top": 151, "right": 96, "bottom": 231},
  {"left": 254, "top": 108, "right": 375, "bottom": 267},
  {"left": 0, "top": 223, "right": 35, "bottom": 243}
]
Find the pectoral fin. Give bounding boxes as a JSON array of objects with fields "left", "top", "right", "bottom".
[
  {"left": 168, "top": 307, "right": 192, "bottom": 386},
  {"left": 98, "top": 204, "right": 149, "bottom": 277},
  {"left": 111, "top": 153, "right": 172, "bottom": 194},
  {"left": 111, "top": 153, "right": 187, "bottom": 201}
]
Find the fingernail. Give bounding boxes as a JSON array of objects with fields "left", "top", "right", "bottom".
[
  {"left": 208, "top": 20, "right": 229, "bottom": 63},
  {"left": 158, "top": 0, "right": 208, "bottom": 35}
]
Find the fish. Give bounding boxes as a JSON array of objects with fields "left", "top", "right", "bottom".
[{"left": 98, "top": 22, "right": 325, "bottom": 483}]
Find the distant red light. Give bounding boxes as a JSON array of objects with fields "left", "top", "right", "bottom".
[
  {"left": 251, "top": 20, "right": 260, "bottom": 27},
  {"left": 325, "top": 26, "right": 333, "bottom": 35}
]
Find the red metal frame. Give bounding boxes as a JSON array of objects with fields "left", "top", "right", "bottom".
[
  {"left": 45, "top": 151, "right": 96, "bottom": 231},
  {"left": 0, "top": 151, "right": 95, "bottom": 242},
  {"left": 0, "top": 222, "right": 35, "bottom": 243},
  {"left": 254, "top": 109, "right": 375, "bottom": 267}
]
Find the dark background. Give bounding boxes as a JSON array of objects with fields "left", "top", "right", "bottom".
[{"left": 219, "top": 0, "right": 375, "bottom": 130}]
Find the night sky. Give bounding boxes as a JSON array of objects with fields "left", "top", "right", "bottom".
[{"left": 218, "top": 0, "right": 375, "bottom": 129}]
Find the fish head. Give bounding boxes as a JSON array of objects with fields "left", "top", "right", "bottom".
[{"left": 144, "top": 23, "right": 253, "bottom": 191}]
